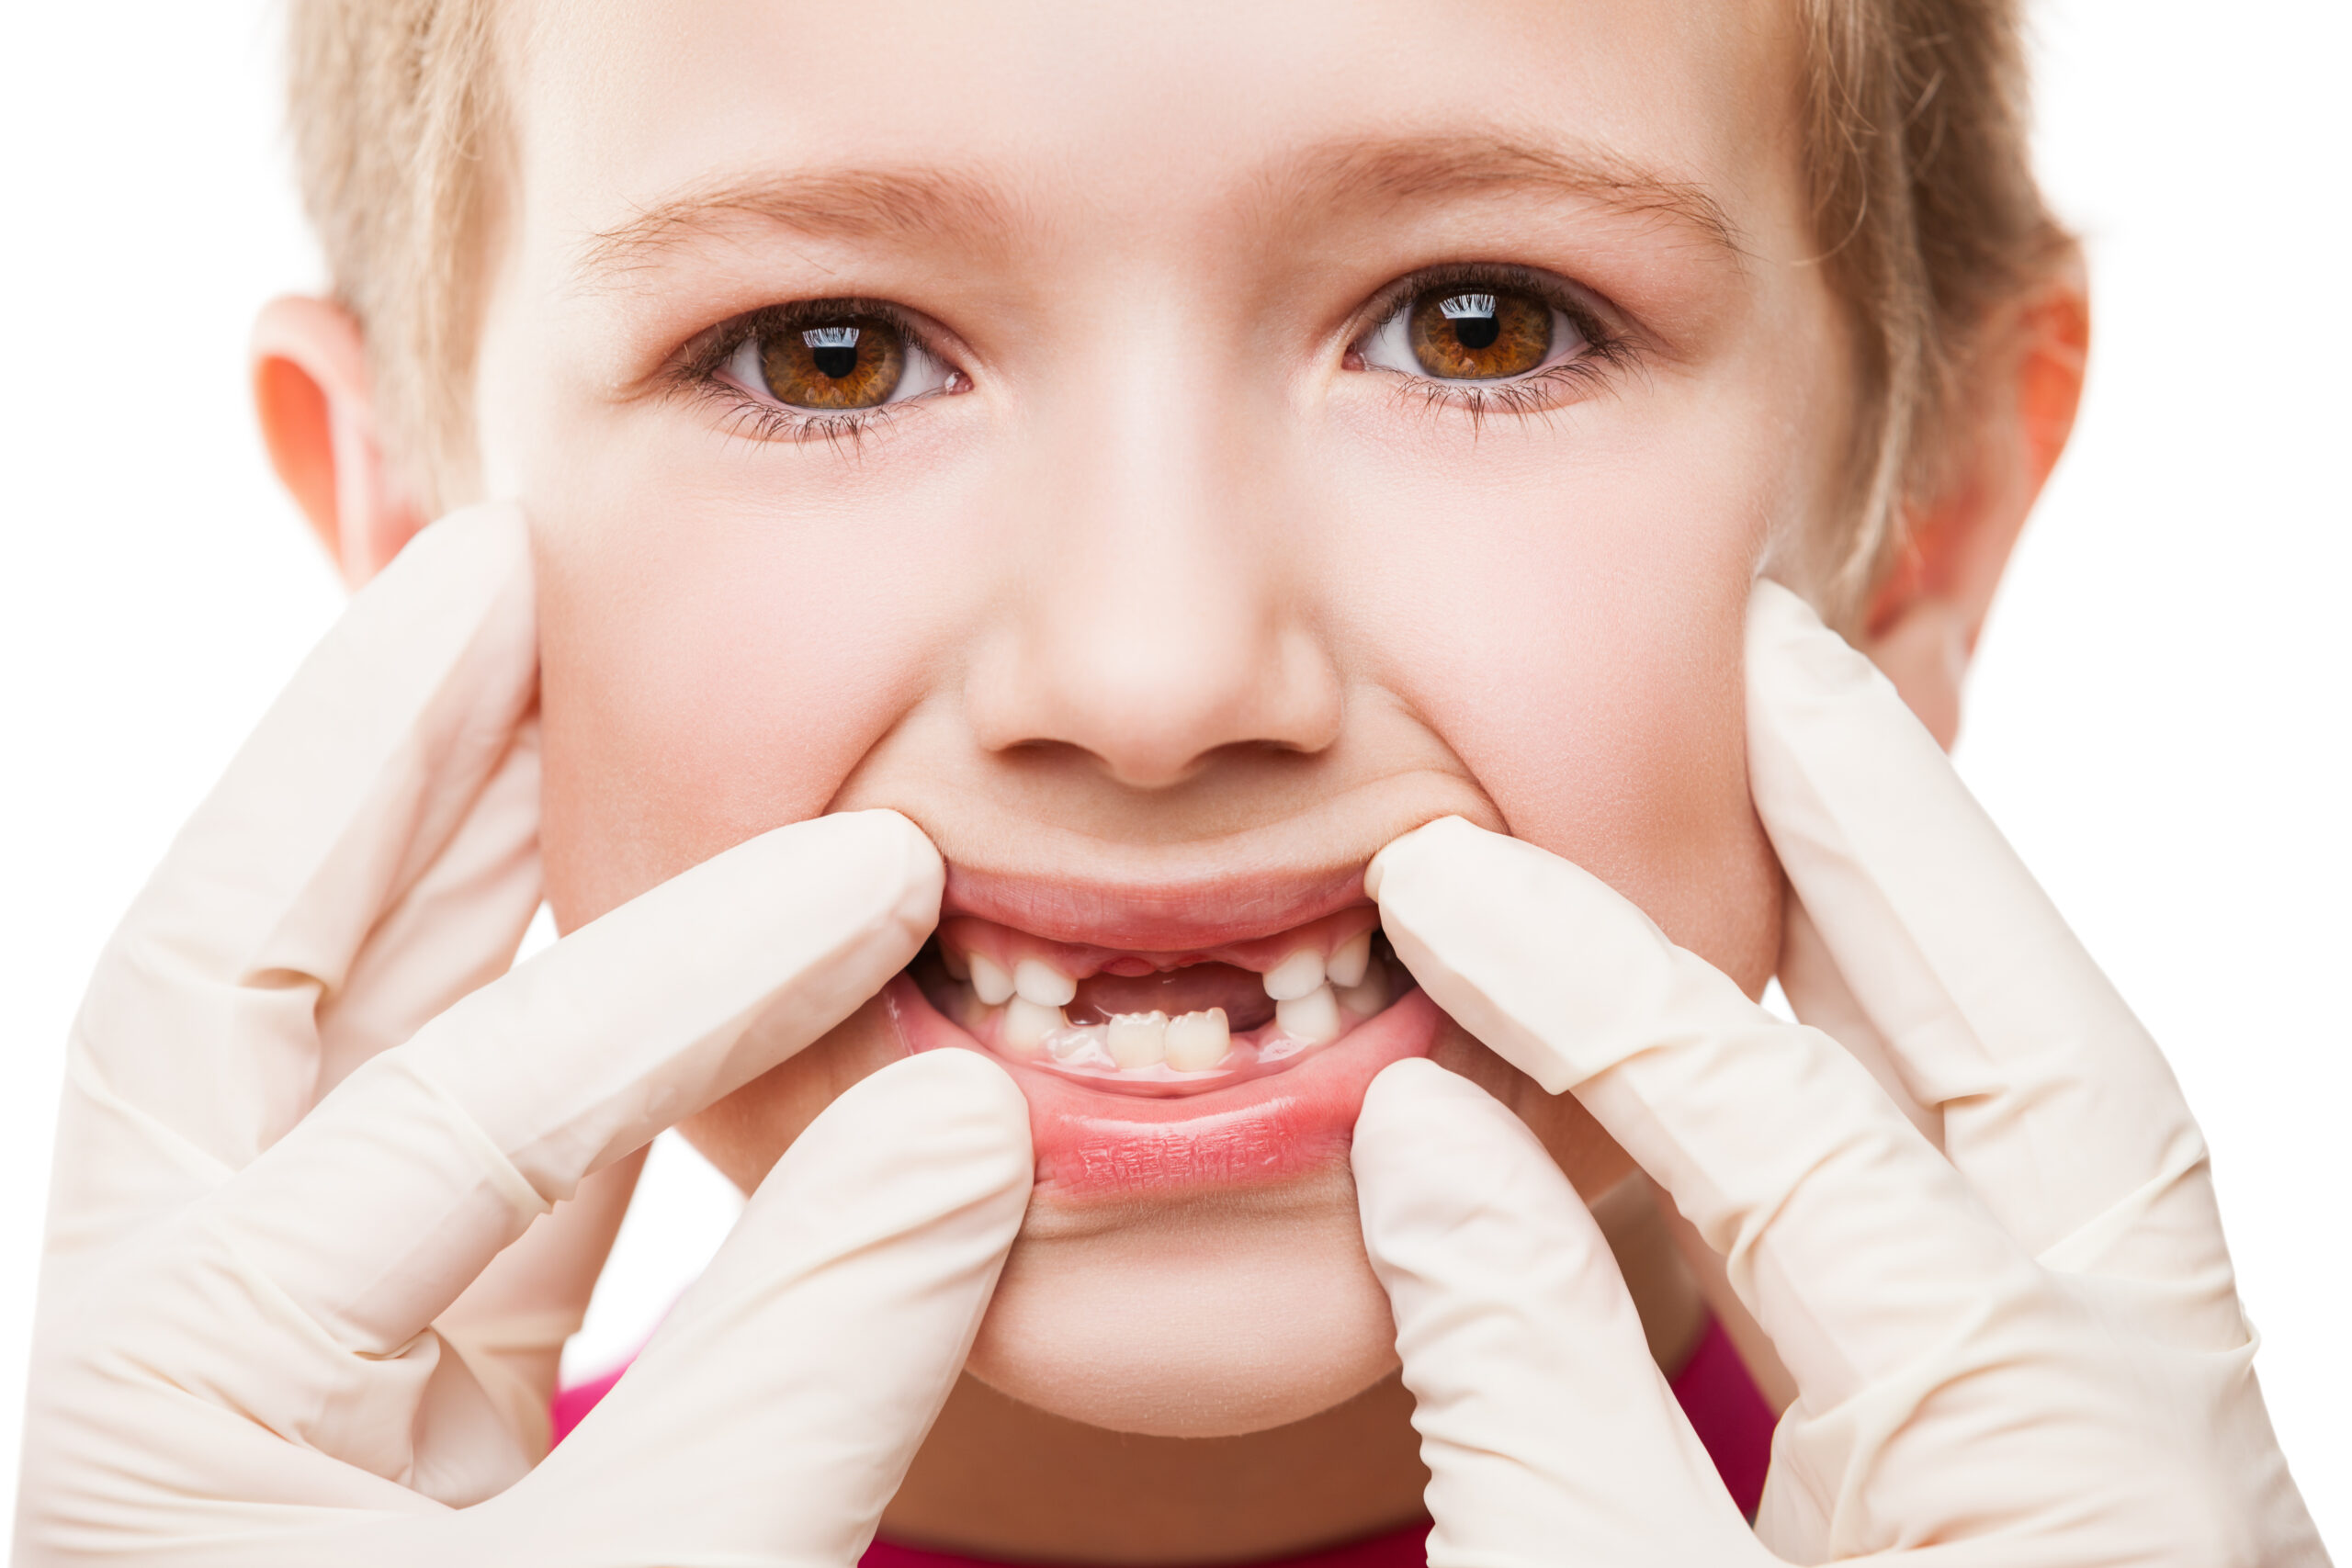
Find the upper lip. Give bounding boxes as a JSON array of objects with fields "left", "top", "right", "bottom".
[{"left": 942, "top": 861, "right": 1371, "bottom": 950}]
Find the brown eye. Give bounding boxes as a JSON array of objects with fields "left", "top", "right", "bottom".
[
  {"left": 758, "top": 315, "right": 906, "bottom": 409},
  {"left": 1405, "top": 288, "right": 1553, "bottom": 379}
]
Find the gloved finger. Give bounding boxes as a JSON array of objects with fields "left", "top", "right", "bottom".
[
  {"left": 1776, "top": 896, "right": 1939, "bottom": 1145},
  {"left": 431, "top": 1153, "right": 648, "bottom": 1460},
  {"left": 1353, "top": 1060, "right": 1766, "bottom": 1568},
  {"left": 311, "top": 714, "right": 541, "bottom": 1100},
  {"left": 499, "top": 1050, "right": 1032, "bottom": 1566},
  {"left": 52, "top": 503, "right": 540, "bottom": 1279},
  {"left": 1366, "top": 818, "right": 2046, "bottom": 1413},
  {"left": 126, "top": 808, "right": 944, "bottom": 1476},
  {"left": 1745, "top": 580, "right": 2227, "bottom": 1290}
]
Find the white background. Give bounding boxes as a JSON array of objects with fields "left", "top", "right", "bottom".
[{"left": 1, "top": 0, "right": 2343, "bottom": 1544}]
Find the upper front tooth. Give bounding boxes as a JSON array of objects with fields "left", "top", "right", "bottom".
[
  {"left": 968, "top": 953, "right": 1014, "bottom": 1006},
  {"left": 1164, "top": 1008, "right": 1231, "bottom": 1071},
  {"left": 1106, "top": 1011, "right": 1169, "bottom": 1069},
  {"left": 1262, "top": 949, "right": 1327, "bottom": 1001},
  {"left": 1326, "top": 931, "right": 1372, "bottom": 989},
  {"left": 1013, "top": 958, "right": 1077, "bottom": 1008}
]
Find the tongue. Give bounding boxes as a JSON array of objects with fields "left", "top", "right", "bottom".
[{"left": 1067, "top": 963, "right": 1277, "bottom": 1032}]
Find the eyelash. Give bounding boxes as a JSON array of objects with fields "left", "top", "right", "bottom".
[
  {"left": 672, "top": 298, "right": 954, "bottom": 448},
  {"left": 1349, "top": 262, "right": 1636, "bottom": 428},
  {"left": 671, "top": 264, "right": 1634, "bottom": 446}
]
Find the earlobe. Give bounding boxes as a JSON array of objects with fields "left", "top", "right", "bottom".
[
  {"left": 1863, "top": 263, "right": 2090, "bottom": 749},
  {"left": 250, "top": 296, "right": 426, "bottom": 588}
]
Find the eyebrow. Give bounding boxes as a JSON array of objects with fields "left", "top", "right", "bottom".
[
  {"left": 579, "top": 167, "right": 1017, "bottom": 283},
  {"left": 576, "top": 132, "right": 1742, "bottom": 285},
  {"left": 1276, "top": 134, "right": 1744, "bottom": 261}
]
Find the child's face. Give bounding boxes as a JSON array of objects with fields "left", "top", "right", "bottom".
[{"left": 473, "top": 0, "right": 1848, "bottom": 1435}]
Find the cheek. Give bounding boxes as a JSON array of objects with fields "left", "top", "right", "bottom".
[
  {"left": 526, "top": 448, "right": 972, "bottom": 926},
  {"left": 1450, "top": 571, "right": 1777, "bottom": 992},
  {"left": 1329, "top": 405, "right": 1783, "bottom": 995}
]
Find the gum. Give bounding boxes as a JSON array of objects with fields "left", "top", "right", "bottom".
[{"left": 937, "top": 908, "right": 1383, "bottom": 987}]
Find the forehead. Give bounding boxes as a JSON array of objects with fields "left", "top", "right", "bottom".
[{"left": 509, "top": 0, "right": 1808, "bottom": 268}]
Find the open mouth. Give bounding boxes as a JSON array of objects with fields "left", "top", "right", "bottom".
[
  {"left": 888, "top": 863, "right": 1442, "bottom": 1198},
  {"left": 911, "top": 909, "right": 1410, "bottom": 1098}
]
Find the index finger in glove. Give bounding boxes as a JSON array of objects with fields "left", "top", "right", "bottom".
[
  {"left": 1366, "top": 818, "right": 2042, "bottom": 1410},
  {"left": 1353, "top": 1059, "right": 1765, "bottom": 1568},
  {"left": 56, "top": 504, "right": 540, "bottom": 1266},
  {"left": 1745, "top": 580, "right": 2222, "bottom": 1283},
  {"left": 141, "top": 809, "right": 944, "bottom": 1464}
]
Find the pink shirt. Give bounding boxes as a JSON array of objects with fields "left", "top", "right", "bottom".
[{"left": 552, "top": 1314, "right": 1776, "bottom": 1565}]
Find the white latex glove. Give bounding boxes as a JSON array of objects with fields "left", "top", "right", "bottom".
[
  {"left": 19, "top": 504, "right": 1035, "bottom": 1567},
  {"left": 1352, "top": 580, "right": 2327, "bottom": 1567}
]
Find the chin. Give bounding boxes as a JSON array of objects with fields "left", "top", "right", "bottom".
[{"left": 967, "top": 1165, "right": 1402, "bottom": 1437}]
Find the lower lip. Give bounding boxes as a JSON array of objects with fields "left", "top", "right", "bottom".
[{"left": 885, "top": 975, "right": 1440, "bottom": 1201}]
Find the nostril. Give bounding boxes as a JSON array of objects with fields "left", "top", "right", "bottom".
[
  {"left": 998, "top": 736, "right": 1216, "bottom": 792},
  {"left": 967, "top": 605, "right": 1345, "bottom": 791}
]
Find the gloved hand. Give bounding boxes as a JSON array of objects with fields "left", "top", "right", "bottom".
[
  {"left": 18, "top": 504, "right": 1034, "bottom": 1567},
  {"left": 1352, "top": 580, "right": 2327, "bottom": 1566}
]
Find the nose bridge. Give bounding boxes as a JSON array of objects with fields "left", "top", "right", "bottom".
[{"left": 972, "top": 361, "right": 1340, "bottom": 788}]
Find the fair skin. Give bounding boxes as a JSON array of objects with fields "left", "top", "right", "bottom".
[{"left": 252, "top": 0, "right": 2085, "bottom": 1558}]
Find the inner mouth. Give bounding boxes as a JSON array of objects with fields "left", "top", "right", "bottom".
[{"left": 911, "top": 908, "right": 1409, "bottom": 1098}]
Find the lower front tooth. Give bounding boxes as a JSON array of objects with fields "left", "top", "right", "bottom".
[
  {"left": 1048, "top": 1023, "right": 1106, "bottom": 1063},
  {"left": 1106, "top": 1010, "right": 1169, "bottom": 1069},
  {"left": 1001, "top": 996, "right": 1066, "bottom": 1058},
  {"left": 1275, "top": 984, "right": 1342, "bottom": 1046},
  {"left": 1164, "top": 1008, "right": 1231, "bottom": 1070}
]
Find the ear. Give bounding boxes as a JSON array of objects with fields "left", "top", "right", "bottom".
[
  {"left": 251, "top": 296, "right": 429, "bottom": 589},
  {"left": 1863, "top": 257, "right": 2090, "bottom": 750}
]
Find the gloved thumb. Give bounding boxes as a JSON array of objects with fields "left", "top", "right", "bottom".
[
  {"left": 1352, "top": 1059, "right": 1768, "bottom": 1568},
  {"left": 486, "top": 1050, "right": 1033, "bottom": 1566}
]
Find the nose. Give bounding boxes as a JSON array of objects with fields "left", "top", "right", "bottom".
[{"left": 965, "top": 380, "right": 1343, "bottom": 791}]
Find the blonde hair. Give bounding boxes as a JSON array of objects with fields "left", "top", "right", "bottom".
[
  {"left": 288, "top": 0, "right": 502, "bottom": 509},
  {"left": 288, "top": 0, "right": 2071, "bottom": 624},
  {"left": 1792, "top": 0, "right": 2075, "bottom": 621}
]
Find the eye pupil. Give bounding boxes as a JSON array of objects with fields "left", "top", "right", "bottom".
[
  {"left": 1437, "top": 292, "right": 1499, "bottom": 350},
  {"left": 802, "top": 324, "right": 864, "bottom": 380},
  {"left": 1451, "top": 316, "right": 1500, "bottom": 351}
]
